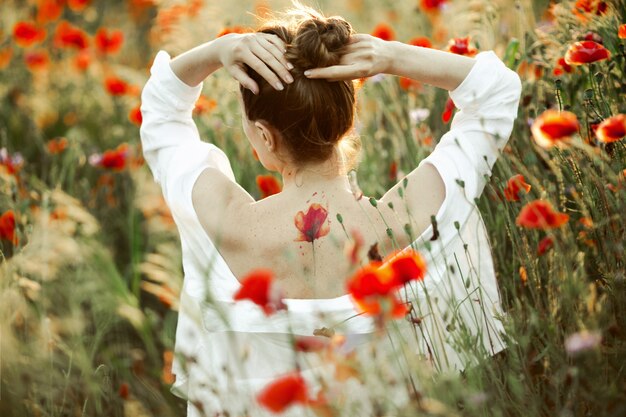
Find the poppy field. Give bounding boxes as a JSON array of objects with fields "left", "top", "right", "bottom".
[{"left": 1, "top": 0, "right": 625, "bottom": 416}]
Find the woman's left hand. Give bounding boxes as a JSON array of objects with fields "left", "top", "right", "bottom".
[{"left": 215, "top": 33, "right": 294, "bottom": 94}]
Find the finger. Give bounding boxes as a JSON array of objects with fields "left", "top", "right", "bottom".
[
  {"left": 228, "top": 64, "right": 259, "bottom": 94},
  {"left": 262, "top": 33, "right": 287, "bottom": 53},
  {"left": 244, "top": 50, "right": 285, "bottom": 90},
  {"left": 253, "top": 38, "right": 294, "bottom": 83}
]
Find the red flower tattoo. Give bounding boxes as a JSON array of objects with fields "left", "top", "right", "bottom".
[{"left": 294, "top": 203, "right": 330, "bottom": 243}]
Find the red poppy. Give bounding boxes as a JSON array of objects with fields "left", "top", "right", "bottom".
[
  {"left": 162, "top": 350, "right": 175, "bottom": 385},
  {"left": 67, "top": 0, "right": 90, "bottom": 11},
  {"left": 595, "top": 114, "right": 626, "bottom": 143},
  {"left": 233, "top": 269, "right": 286, "bottom": 315},
  {"left": 531, "top": 110, "right": 579, "bottom": 148},
  {"left": 553, "top": 57, "right": 573, "bottom": 76},
  {"left": 388, "top": 160, "right": 398, "bottom": 181},
  {"left": 193, "top": 95, "right": 217, "bottom": 115},
  {"left": 420, "top": 0, "right": 447, "bottom": 12},
  {"left": 385, "top": 250, "right": 427, "bottom": 286},
  {"left": 0, "top": 149, "right": 24, "bottom": 175},
  {"left": 516, "top": 200, "right": 569, "bottom": 229},
  {"left": 573, "top": 0, "right": 608, "bottom": 20},
  {"left": 95, "top": 28, "right": 124, "bottom": 54},
  {"left": 537, "top": 236, "right": 554, "bottom": 256},
  {"left": 564, "top": 41, "right": 610, "bottom": 65},
  {"left": 37, "top": 0, "right": 64, "bottom": 24},
  {"left": 442, "top": 97, "right": 455, "bottom": 123},
  {"left": 13, "top": 22, "right": 47, "bottom": 47},
  {"left": 294, "top": 203, "right": 330, "bottom": 243},
  {"left": 371, "top": 23, "right": 395, "bottom": 41},
  {"left": 24, "top": 50, "right": 49, "bottom": 71},
  {"left": 95, "top": 144, "right": 129, "bottom": 171},
  {"left": 128, "top": 105, "right": 142, "bottom": 126},
  {"left": 73, "top": 49, "right": 91, "bottom": 71},
  {"left": 399, "top": 77, "right": 421, "bottom": 91},
  {"left": 294, "top": 336, "right": 329, "bottom": 353},
  {"left": 0, "top": 47, "right": 13, "bottom": 70},
  {"left": 503, "top": 174, "right": 531, "bottom": 201},
  {"left": 257, "top": 372, "right": 309, "bottom": 413},
  {"left": 47, "top": 137, "right": 69, "bottom": 154},
  {"left": 446, "top": 37, "right": 477, "bottom": 56},
  {"left": 104, "top": 76, "right": 130, "bottom": 96},
  {"left": 217, "top": 26, "right": 248, "bottom": 37},
  {"left": 408, "top": 37, "right": 432, "bottom": 48},
  {"left": 54, "top": 21, "right": 89, "bottom": 50},
  {"left": 256, "top": 175, "right": 282, "bottom": 199},
  {"left": 346, "top": 263, "right": 408, "bottom": 319},
  {"left": 0, "top": 210, "right": 18, "bottom": 245},
  {"left": 619, "top": 24, "right": 626, "bottom": 39},
  {"left": 118, "top": 382, "right": 129, "bottom": 399}
]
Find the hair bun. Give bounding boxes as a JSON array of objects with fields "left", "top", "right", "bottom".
[{"left": 287, "top": 15, "right": 352, "bottom": 72}]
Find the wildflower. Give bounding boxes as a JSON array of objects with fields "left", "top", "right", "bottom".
[
  {"left": 233, "top": 269, "right": 286, "bottom": 315},
  {"left": 47, "top": 137, "right": 69, "bottom": 154},
  {"left": 217, "top": 26, "right": 248, "bottom": 37},
  {"left": 595, "top": 114, "right": 625, "bottom": 143},
  {"left": 0, "top": 47, "right": 12, "bottom": 69},
  {"left": 516, "top": 200, "right": 569, "bottom": 229},
  {"left": 13, "top": 22, "right": 46, "bottom": 47},
  {"left": 37, "top": 0, "right": 63, "bottom": 24},
  {"left": 420, "top": 0, "right": 447, "bottom": 13},
  {"left": 257, "top": 372, "right": 309, "bottom": 413},
  {"left": 503, "top": 174, "right": 531, "bottom": 201},
  {"left": 619, "top": 24, "right": 626, "bottom": 39},
  {"left": 389, "top": 160, "right": 398, "bottom": 181},
  {"left": 385, "top": 249, "right": 427, "bottom": 286},
  {"left": 446, "top": 37, "right": 477, "bottom": 56},
  {"left": 399, "top": 77, "right": 421, "bottom": 91},
  {"left": 73, "top": 49, "right": 91, "bottom": 70},
  {"left": 553, "top": 57, "right": 573, "bottom": 76},
  {"left": 0, "top": 148, "right": 24, "bottom": 175},
  {"left": 128, "top": 105, "right": 142, "bottom": 126},
  {"left": 256, "top": 175, "right": 282, "bottom": 199},
  {"left": 193, "top": 95, "right": 217, "bottom": 115},
  {"left": 564, "top": 330, "right": 602, "bottom": 356},
  {"left": 519, "top": 266, "right": 527, "bottom": 285},
  {"left": 573, "top": 0, "right": 608, "bottom": 21},
  {"left": 104, "top": 76, "right": 130, "bottom": 96},
  {"left": 371, "top": 23, "right": 395, "bottom": 41},
  {"left": 294, "top": 336, "right": 329, "bottom": 353},
  {"left": 442, "top": 97, "right": 455, "bottom": 123},
  {"left": 564, "top": 41, "right": 610, "bottom": 65},
  {"left": 95, "top": 28, "right": 124, "bottom": 54},
  {"left": 531, "top": 110, "right": 579, "bottom": 148},
  {"left": 294, "top": 203, "right": 330, "bottom": 243},
  {"left": 162, "top": 350, "right": 175, "bottom": 384},
  {"left": 408, "top": 37, "right": 432, "bottom": 48},
  {"left": 579, "top": 217, "right": 594, "bottom": 228},
  {"left": 346, "top": 262, "right": 408, "bottom": 319},
  {"left": 118, "top": 382, "right": 130, "bottom": 399},
  {"left": 24, "top": 50, "right": 49, "bottom": 71},
  {"left": 90, "top": 144, "right": 129, "bottom": 171},
  {"left": 54, "top": 21, "right": 89, "bottom": 50},
  {"left": 0, "top": 210, "right": 18, "bottom": 245},
  {"left": 537, "top": 236, "right": 554, "bottom": 256},
  {"left": 68, "top": 0, "right": 90, "bottom": 12}
]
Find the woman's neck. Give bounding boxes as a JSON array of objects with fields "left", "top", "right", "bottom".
[{"left": 279, "top": 157, "right": 351, "bottom": 194}]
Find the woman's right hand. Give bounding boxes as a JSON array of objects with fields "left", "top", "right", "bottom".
[
  {"left": 214, "top": 33, "right": 294, "bottom": 94},
  {"left": 303, "top": 34, "right": 393, "bottom": 81}
]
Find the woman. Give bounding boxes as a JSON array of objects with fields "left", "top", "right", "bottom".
[{"left": 140, "top": 5, "right": 521, "bottom": 416}]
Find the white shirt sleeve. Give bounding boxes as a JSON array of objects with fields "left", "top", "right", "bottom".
[
  {"left": 139, "top": 50, "right": 236, "bottom": 221},
  {"left": 418, "top": 51, "right": 522, "bottom": 207}
]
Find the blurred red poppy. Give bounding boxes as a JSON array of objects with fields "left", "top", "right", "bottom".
[
  {"left": 503, "top": 174, "right": 531, "bottom": 202},
  {"left": 408, "top": 37, "right": 432, "bottom": 48},
  {"left": 257, "top": 372, "right": 309, "bottom": 413},
  {"left": 294, "top": 336, "right": 329, "bottom": 353},
  {"left": 619, "top": 24, "right": 626, "bottom": 39},
  {"left": 516, "top": 200, "right": 569, "bottom": 229},
  {"left": 420, "top": 0, "right": 447, "bottom": 12},
  {"left": 24, "top": 50, "right": 49, "bottom": 71},
  {"left": 0, "top": 210, "right": 18, "bottom": 245},
  {"left": 442, "top": 97, "right": 455, "bottom": 123},
  {"left": 595, "top": 114, "right": 625, "bottom": 143},
  {"left": 13, "top": 22, "right": 47, "bottom": 47},
  {"left": 128, "top": 105, "right": 143, "bottom": 126},
  {"left": 573, "top": 0, "right": 608, "bottom": 20},
  {"left": 531, "top": 110, "right": 579, "bottom": 148},
  {"left": 294, "top": 203, "right": 330, "bottom": 243},
  {"left": 95, "top": 28, "right": 124, "bottom": 54},
  {"left": 37, "top": 0, "right": 63, "bottom": 24},
  {"left": 47, "top": 137, "right": 69, "bottom": 154},
  {"left": 537, "top": 236, "right": 554, "bottom": 256},
  {"left": 233, "top": 269, "right": 286, "bottom": 315},
  {"left": 67, "top": 0, "right": 90, "bottom": 11},
  {"left": 553, "top": 57, "right": 573, "bottom": 76},
  {"left": 217, "top": 26, "right": 248, "bottom": 37},
  {"left": 0, "top": 47, "right": 13, "bottom": 70},
  {"left": 54, "top": 21, "right": 89, "bottom": 50},
  {"left": 0, "top": 149, "right": 24, "bottom": 175},
  {"left": 371, "top": 23, "right": 395, "bottom": 41},
  {"left": 92, "top": 143, "right": 129, "bottom": 171},
  {"left": 388, "top": 160, "right": 398, "bottom": 181},
  {"left": 446, "top": 37, "right": 477, "bottom": 56},
  {"left": 118, "top": 382, "right": 129, "bottom": 399},
  {"left": 399, "top": 77, "right": 421, "bottom": 91},
  {"left": 162, "top": 350, "right": 175, "bottom": 385},
  {"left": 73, "top": 49, "right": 91, "bottom": 70},
  {"left": 193, "top": 95, "right": 217, "bottom": 115},
  {"left": 256, "top": 174, "right": 282, "bottom": 199},
  {"left": 385, "top": 249, "right": 427, "bottom": 286},
  {"left": 105, "top": 76, "right": 130, "bottom": 96},
  {"left": 564, "top": 41, "right": 610, "bottom": 65},
  {"left": 346, "top": 262, "right": 408, "bottom": 319}
]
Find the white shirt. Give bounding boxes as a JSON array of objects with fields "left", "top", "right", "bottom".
[{"left": 140, "top": 49, "right": 521, "bottom": 416}]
